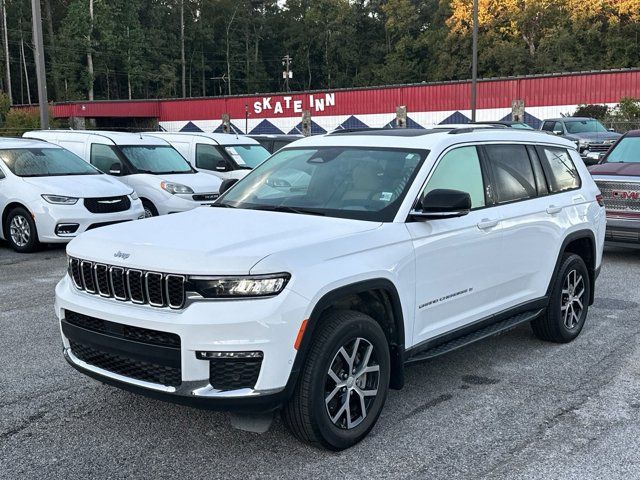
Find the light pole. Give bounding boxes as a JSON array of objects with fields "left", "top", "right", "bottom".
[
  {"left": 282, "top": 55, "right": 292, "bottom": 92},
  {"left": 470, "top": 0, "right": 478, "bottom": 122},
  {"left": 31, "top": 0, "right": 48, "bottom": 128}
]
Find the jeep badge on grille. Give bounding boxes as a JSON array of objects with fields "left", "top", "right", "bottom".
[{"left": 114, "top": 251, "right": 131, "bottom": 260}]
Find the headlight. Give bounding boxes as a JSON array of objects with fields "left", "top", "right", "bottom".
[
  {"left": 41, "top": 194, "right": 78, "bottom": 205},
  {"left": 130, "top": 191, "right": 139, "bottom": 200},
  {"left": 160, "top": 181, "right": 194, "bottom": 195},
  {"left": 188, "top": 273, "right": 290, "bottom": 298}
]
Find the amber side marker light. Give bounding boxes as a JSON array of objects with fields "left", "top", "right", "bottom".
[{"left": 294, "top": 319, "right": 308, "bottom": 350}]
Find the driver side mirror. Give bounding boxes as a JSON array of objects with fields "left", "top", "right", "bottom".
[
  {"left": 608, "top": 128, "right": 615, "bottom": 132},
  {"left": 109, "top": 162, "right": 122, "bottom": 175},
  {"left": 216, "top": 159, "right": 231, "bottom": 172},
  {"left": 410, "top": 189, "right": 472, "bottom": 221}
]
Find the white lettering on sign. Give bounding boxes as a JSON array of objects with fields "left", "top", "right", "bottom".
[{"left": 252, "top": 93, "right": 337, "bottom": 115}]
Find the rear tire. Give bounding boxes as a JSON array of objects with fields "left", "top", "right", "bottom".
[
  {"left": 4, "top": 207, "right": 41, "bottom": 253},
  {"left": 141, "top": 199, "right": 158, "bottom": 218},
  {"left": 282, "top": 310, "right": 390, "bottom": 450},
  {"left": 531, "top": 253, "right": 590, "bottom": 343}
]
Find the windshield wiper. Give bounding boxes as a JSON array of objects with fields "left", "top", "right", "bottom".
[
  {"left": 249, "top": 205, "right": 325, "bottom": 216},
  {"left": 210, "top": 202, "right": 236, "bottom": 208}
]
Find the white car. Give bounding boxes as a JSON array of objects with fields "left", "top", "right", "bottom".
[
  {"left": 0, "top": 138, "right": 144, "bottom": 253},
  {"left": 145, "top": 132, "right": 270, "bottom": 181},
  {"left": 23, "top": 130, "right": 222, "bottom": 217},
  {"left": 55, "top": 128, "right": 605, "bottom": 449}
]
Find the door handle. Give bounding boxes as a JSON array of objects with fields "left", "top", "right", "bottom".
[
  {"left": 477, "top": 218, "right": 499, "bottom": 230},
  {"left": 546, "top": 205, "right": 562, "bottom": 215}
]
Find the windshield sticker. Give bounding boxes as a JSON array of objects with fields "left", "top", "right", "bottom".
[
  {"left": 225, "top": 147, "right": 246, "bottom": 165},
  {"left": 379, "top": 192, "right": 393, "bottom": 202}
]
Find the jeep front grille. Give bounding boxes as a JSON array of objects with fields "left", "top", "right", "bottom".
[
  {"left": 595, "top": 180, "right": 640, "bottom": 214},
  {"left": 68, "top": 257, "right": 186, "bottom": 309}
]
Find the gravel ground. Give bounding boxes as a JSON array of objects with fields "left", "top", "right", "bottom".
[{"left": 1, "top": 242, "right": 640, "bottom": 479}]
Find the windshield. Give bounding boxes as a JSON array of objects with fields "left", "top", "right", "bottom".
[
  {"left": 218, "top": 147, "right": 427, "bottom": 222},
  {"left": 511, "top": 123, "right": 534, "bottom": 130},
  {"left": 0, "top": 148, "right": 100, "bottom": 177},
  {"left": 120, "top": 145, "right": 193, "bottom": 174},
  {"left": 224, "top": 145, "right": 270, "bottom": 168},
  {"left": 565, "top": 120, "right": 608, "bottom": 134},
  {"left": 605, "top": 137, "right": 640, "bottom": 163}
]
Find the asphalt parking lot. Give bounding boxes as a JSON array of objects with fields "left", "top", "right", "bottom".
[{"left": 1, "top": 243, "right": 640, "bottom": 479}]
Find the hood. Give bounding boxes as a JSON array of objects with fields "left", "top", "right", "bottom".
[
  {"left": 67, "top": 207, "right": 382, "bottom": 275},
  {"left": 588, "top": 162, "right": 640, "bottom": 177},
  {"left": 159, "top": 171, "right": 222, "bottom": 193},
  {"left": 565, "top": 131, "right": 622, "bottom": 142},
  {"left": 23, "top": 174, "right": 131, "bottom": 198}
]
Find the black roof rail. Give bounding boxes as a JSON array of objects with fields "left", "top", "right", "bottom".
[
  {"left": 328, "top": 127, "right": 389, "bottom": 135},
  {"left": 447, "top": 126, "right": 509, "bottom": 134}
]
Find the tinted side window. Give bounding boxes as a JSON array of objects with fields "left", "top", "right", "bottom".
[
  {"left": 90, "top": 144, "right": 121, "bottom": 173},
  {"left": 423, "top": 146, "right": 485, "bottom": 209},
  {"left": 538, "top": 146, "right": 581, "bottom": 192},
  {"left": 484, "top": 145, "right": 537, "bottom": 203},
  {"left": 0, "top": 167, "right": 5, "bottom": 179},
  {"left": 541, "top": 121, "right": 555, "bottom": 132},
  {"left": 195, "top": 144, "right": 225, "bottom": 170}
]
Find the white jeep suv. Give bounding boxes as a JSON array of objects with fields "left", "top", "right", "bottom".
[{"left": 54, "top": 128, "right": 605, "bottom": 449}]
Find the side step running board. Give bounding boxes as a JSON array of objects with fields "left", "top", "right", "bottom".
[{"left": 406, "top": 309, "right": 544, "bottom": 364}]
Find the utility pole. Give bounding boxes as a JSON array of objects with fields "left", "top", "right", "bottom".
[
  {"left": 1, "top": 0, "right": 11, "bottom": 104},
  {"left": 470, "top": 0, "right": 478, "bottom": 122},
  {"left": 282, "top": 54, "right": 292, "bottom": 92},
  {"left": 180, "top": 0, "right": 186, "bottom": 98},
  {"left": 31, "top": 0, "right": 49, "bottom": 128}
]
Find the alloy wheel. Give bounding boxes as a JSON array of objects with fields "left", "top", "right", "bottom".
[
  {"left": 325, "top": 337, "right": 380, "bottom": 430},
  {"left": 562, "top": 269, "right": 585, "bottom": 329},
  {"left": 144, "top": 207, "right": 154, "bottom": 218},
  {"left": 9, "top": 214, "right": 31, "bottom": 247}
]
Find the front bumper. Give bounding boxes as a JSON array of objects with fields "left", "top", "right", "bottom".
[
  {"left": 158, "top": 193, "right": 219, "bottom": 215},
  {"left": 55, "top": 275, "right": 309, "bottom": 411},
  {"left": 604, "top": 215, "right": 640, "bottom": 247},
  {"left": 31, "top": 199, "right": 145, "bottom": 243}
]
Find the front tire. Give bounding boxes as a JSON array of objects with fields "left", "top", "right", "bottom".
[
  {"left": 531, "top": 253, "right": 591, "bottom": 343},
  {"left": 5, "top": 207, "right": 41, "bottom": 253},
  {"left": 141, "top": 199, "right": 158, "bottom": 218},
  {"left": 282, "top": 310, "right": 390, "bottom": 450}
]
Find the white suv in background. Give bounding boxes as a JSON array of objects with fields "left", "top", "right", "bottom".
[
  {"left": 0, "top": 138, "right": 143, "bottom": 253},
  {"left": 55, "top": 128, "right": 605, "bottom": 449},
  {"left": 145, "top": 132, "right": 270, "bottom": 181},
  {"left": 23, "top": 130, "right": 222, "bottom": 217}
]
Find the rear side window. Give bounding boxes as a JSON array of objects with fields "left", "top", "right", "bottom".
[
  {"left": 90, "top": 144, "right": 122, "bottom": 173},
  {"left": 195, "top": 144, "right": 225, "bottom": 171},
  {"left": 538, "top": 147, "right": 581, "bottom": 193},
  {"left": 484, "top": 145, "right": 537, "bottom": 203},
  {"left": 424, "top": 146, "right": 486, "bottom": 209}
]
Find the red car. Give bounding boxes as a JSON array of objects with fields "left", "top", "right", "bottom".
[{"left": 589, "top": 130, "right": 640, "bottom": 247}]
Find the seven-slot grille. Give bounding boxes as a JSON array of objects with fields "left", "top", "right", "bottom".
[
  {"left": 595, "top": 180, "right": 640, "bottom": 214},
  {"left": 69, "top": 257, "right": 185, "bottom": 309}
]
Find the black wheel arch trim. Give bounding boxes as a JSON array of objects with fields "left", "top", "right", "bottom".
[
  {"left": 548, "top": 229, "right": 598, "bottom": 306},
  {"left": 285, "top": 278, "right": 407, "bottom": 399}
]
